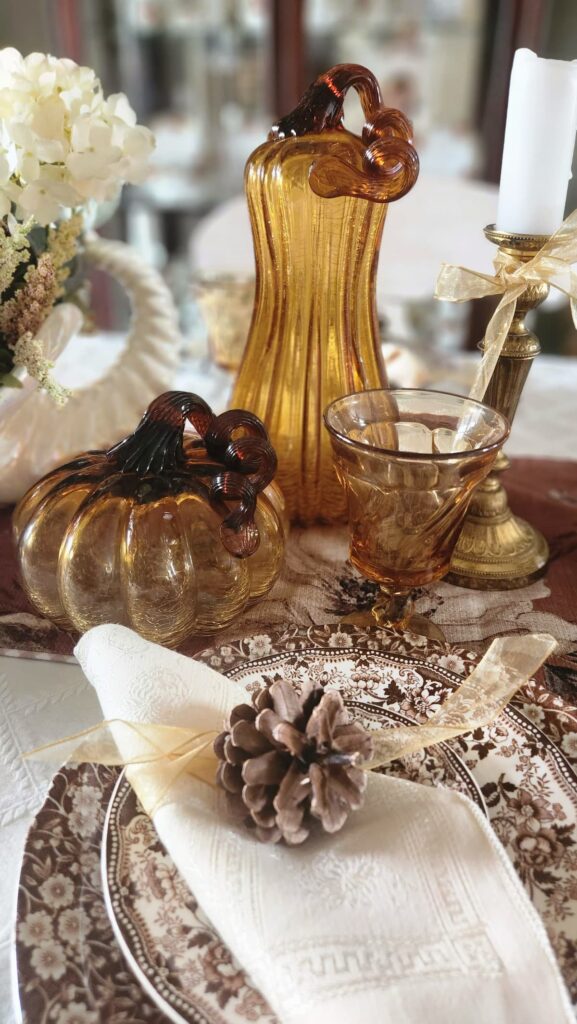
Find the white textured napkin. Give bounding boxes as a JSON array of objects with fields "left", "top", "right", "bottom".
[{"left": 76, "top": 624, "right": 573, "bottom": 1024}]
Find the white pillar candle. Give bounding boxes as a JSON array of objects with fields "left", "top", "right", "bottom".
[{"left": 496, "top": 48, "right": 577, "bottom": 236}]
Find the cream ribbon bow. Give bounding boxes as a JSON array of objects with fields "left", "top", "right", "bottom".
[{"left": 435, "top": 209, "right": 577, "bottom": 401}]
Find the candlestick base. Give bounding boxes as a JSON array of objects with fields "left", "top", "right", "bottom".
[{"left": 446, "top": 472, "right": 548, "bottom": 589}]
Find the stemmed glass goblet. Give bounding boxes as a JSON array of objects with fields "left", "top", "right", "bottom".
[{"left": 324, "top": 389, "right": 510, "bottom": 640}]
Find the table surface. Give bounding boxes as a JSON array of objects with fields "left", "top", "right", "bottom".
[{"left": 2, "top": 351, "right": 577, "bottom": 1022}]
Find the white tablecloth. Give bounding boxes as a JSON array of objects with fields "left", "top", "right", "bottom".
[
  {"left": 2, "top": 343, "right": 577, "bottom": 1021},
  {"left": 55, "top": 330, "right": 577, "bottom": 461}
]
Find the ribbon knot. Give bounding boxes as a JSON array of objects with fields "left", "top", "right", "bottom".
[
  {"left": 493, "top": 252, "right": 531, "bottom": 289},
  {"left": 434, "top": 209, "right": 577, "bottom": 401}
]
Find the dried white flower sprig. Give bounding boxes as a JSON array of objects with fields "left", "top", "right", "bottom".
[
  {"left": 11, "top": 331, "right": 70, "bottom": 405},
  {"left": 0, "top": 48, "right": 155, "bottom": 225}
]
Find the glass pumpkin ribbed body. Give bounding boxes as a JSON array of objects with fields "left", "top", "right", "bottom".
[
  {"left": 13, "top": 393, "right": 285, "bottom": 648},
  {"left": 233, "top": 130, "right": 387, "bottom": 524},
  {"left": 231, "top": 63, "right": 419, "bottom": 525}
]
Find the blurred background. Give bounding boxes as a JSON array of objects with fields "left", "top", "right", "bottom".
[{"left": 2, "top": 0, "right": 577, "bottom": 372}]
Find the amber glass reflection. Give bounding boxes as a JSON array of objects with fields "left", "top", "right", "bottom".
[
  {"left": 324, "top": 389, "right": 509, "bottom": 637},
  {"left": 232, "top": 63, "right": 419, "bottom": 525},
  {"left": 194, "top": 274, "right": 255, "bottom": 371}
]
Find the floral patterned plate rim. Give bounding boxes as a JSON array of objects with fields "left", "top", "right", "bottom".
[
  {"left": 102, "top": 769, "right": 277, "bottom": 1024},
  {"left": 15, "top": 761, "right": 166, "bottom": 1024},
  {"left": 15, "top": 623, "right": 577, "bottom": 1020}
]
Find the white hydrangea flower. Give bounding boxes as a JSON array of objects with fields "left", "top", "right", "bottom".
[{"left": 0, "top": 47, "right": 155, "bottom": 225}]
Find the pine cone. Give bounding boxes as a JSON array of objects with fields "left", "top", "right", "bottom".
[{"left": 214, "top": 678, "right": 373, "bottom": 845}]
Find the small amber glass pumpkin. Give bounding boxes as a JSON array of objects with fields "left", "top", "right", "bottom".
[{"left": 14, "top": 392, "right": 286, "bottom": 648}]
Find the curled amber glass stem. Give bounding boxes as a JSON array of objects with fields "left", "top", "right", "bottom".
[{"left": 272, "top": 62, "right": 419, "bottom": 203}]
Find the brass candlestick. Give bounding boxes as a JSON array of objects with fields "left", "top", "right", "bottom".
[{"left": 447, "top": 224, "right": 549, "bottom": 589}]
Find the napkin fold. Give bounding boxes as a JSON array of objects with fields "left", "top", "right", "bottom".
[{"left": 76, "top": 624, "right": 573, "bottom": 1024}]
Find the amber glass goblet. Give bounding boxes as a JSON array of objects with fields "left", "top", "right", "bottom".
[
  {"left": 194, "top": 274, "right": 255, "bottom": 370},
  {"left": 324, "top": 389, "right": 509, "bottom": 639}
]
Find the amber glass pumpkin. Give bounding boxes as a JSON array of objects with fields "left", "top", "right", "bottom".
[{"left": 14, "top": 392, "right": 286, "bottom": 648}]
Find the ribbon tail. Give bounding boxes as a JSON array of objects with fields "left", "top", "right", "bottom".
[
  {"left": 468, "top": 285, "right": 524, "bottom": 403},
  {"left": 527, "top": 207, "right": 577, "bottom": 266},
  {"left": 362, "top": 633, "right": 556, "bottom": 770},
  {"left": 24, "top": 719, "right": 220, "bottom": 815},
  {"left": 434, "top": 262, "right": 504, "bottom": 302}
]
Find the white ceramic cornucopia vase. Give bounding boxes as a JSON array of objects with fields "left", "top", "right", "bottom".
[{"left": 0, "top": 233, "right": 180, "bottom": 504}]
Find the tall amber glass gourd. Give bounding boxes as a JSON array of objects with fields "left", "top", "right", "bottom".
[{"left": 231, "top": 64, "right": 419, "bottom": 524}]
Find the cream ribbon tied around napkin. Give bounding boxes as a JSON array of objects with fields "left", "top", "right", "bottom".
[
  {"left": 435, "top": 208, "right": 577, "bottom": 401},
  {"left": 32, "top": 623, "right": 572, "bottom": 1024},
  {"left": 28, "top": 632, "right": 556, "bottom": 815}
]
